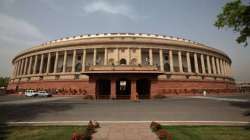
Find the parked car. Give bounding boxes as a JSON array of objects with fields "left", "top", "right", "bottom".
[
  {"left": 24, "top": 90, "right": 38, "bottom": 97},
  {"left": 37, "top": 91, "right": 52, "bottom": 97}
]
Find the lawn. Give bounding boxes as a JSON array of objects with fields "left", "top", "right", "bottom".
[
  {"left": 0, "top": 126, "right": 86, "bottom": 140},
  {"left": 162, "top": 126, "right": 250, "bottom": 140}
]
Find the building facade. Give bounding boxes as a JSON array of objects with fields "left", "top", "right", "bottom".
[{"left": 7, "top": 33, "right": 236, "bottom": 99}]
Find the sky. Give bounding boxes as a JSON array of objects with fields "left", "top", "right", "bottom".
[{"left": 0, "top": 0, "right": 249, "bottom": 82}]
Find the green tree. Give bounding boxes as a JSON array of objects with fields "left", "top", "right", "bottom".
[
  {"left": 214, "top": 0, "right": 250, "bottom": 47},
  {"left": 0, "top": 77, "right": 9, "bottom": 87}
]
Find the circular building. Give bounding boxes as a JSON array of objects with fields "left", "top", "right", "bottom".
[{"left": 8, "top": 33, "right": 236, "bottom": 99}]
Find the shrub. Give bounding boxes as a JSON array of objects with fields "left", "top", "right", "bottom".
[
  {"left": 71, "top": 132, "right": 84, "bottom": 140},
  {"left": 71, "top": 120, "right": 100, "bottom": 140},
  {"left": 153, "top": 94, "right": 166, "bottom": 99},
  {"left": 156, "top": 129, "right": 172, "bottom": 140},
  {"left": 150, "top": 121, "right": 162, "bottom": 132}
]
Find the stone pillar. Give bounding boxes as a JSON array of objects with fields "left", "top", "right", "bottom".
[
  {"left": 220, "top": 59, "right": 224, "bottom": 75},
  {"left": 128, "top": 48, "right": 131, "bottom": 64},
  {"left": 23, "top": 57, "right": 28, "bottom": 75},
  {"left": 82, "top": 49, "right": 86, "bottom": 72},
  {"left": 54, "top": 51, "right": 59, "bottom": 73},
  {"left": 169, "top": 50, "right": 174, "bottom": 72},
  {"left": 93, "top": 48, "right": 96, "bottom": 66},
  {"left": 194, "top": 53, "right": 199, "bottom": 73},
  {"left": 200, "top": 54, "right": 205, "bottom": 74},
  {"left": 130, "top": 80, "right": 137, "bottom": 100},
  {"left": 159, "top": 49, "right": 164, "bottom": 71},
  {"left": 178, "top": 51, "right": 183, "bottom": 73},
  {"left": 216, "top": 58, "right": 221, "bottom": 75},
  {"left": 63, "top": 50, "right": 67, "bottom": 73},
  {"left": 116, "top": 48, "right": 119, "bottom": 65},
  {"left": 46, "top": 52, "right": 51, "bottom": 74},
  {"left": 39, "top": 54, "right": 44, "bottom": 74},
  {"left": 110, "top": 79, "right": 116, "bottom": 99},
  {"left": 228, "top": 63, "right": 232, "bottom": 76},
  {"left": 72, "top": 49, "right": 76, "bottom": 72},
  {"left": 138, "top": 48, "right": 142, "bottom": 64},
  {"left": 149, "top": 48, "right": 153, "bottom": 65},
  {"left": 222, "top": 61, "right": 225, "bottom": 76},
  {"left": 20, "top": 59, "right": 24, "bottom": 76},
  {"left": 28, "top": 57, "right": 32, "bottom": 75},
  {"left": 206, "top": 55, "right": 211, "bottom": 74},
  {"left": 33, "top": 55, "right": 38, "bottom": 74},
  {"left": 224, "top": 61, "right": 228, "bottom": 76},
  {"left": 186, "top": 52, "right": 191, "bottom": 73},
  {"left": 211, "top": 56, "right": 217, "bottom": 74},
  {"left": 104, "top": 48, "right": 107, "bottom": 65},
  {"left": 19, "top": 60, "right": 22, "bottom": 76}
]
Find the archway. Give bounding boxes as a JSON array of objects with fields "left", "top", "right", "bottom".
[{"left": 120, "top": 58, "right": 127, "bottom": 65}]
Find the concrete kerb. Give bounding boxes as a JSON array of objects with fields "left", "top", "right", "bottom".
[{"left": 3, "top": 121, "right": 250, "bottom": 126}]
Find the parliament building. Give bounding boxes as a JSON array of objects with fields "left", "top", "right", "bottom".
[{"left": 7, "top": 33, "right": 236, "bottom": 99}]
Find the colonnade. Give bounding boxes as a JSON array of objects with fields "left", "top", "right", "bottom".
[{"left": 11, "top": 47, "right": 232, "bottom": 79}]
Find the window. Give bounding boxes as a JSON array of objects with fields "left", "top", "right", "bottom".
[
  {"left": 131, "top": 58, "right": 137, "bottom": 65},
  {"left": 120, "top": 59, "right": 127, "bottom": 65},
  {"left": 77, "top": 55, "right": 81, "bottom": 61},
  {"left": 75, "top": 63, "right": 82, "bottom": 72}
]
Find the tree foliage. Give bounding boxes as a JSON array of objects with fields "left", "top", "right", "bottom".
[
  {"left": 0, "top": 77, "right": 9, "bottom": 87},
  {"left": 215, "top": 0, "right": 250, "bottom": 47}
]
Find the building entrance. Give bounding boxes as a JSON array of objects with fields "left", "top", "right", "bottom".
[
  {"left": 136, "top": 79, "right": 151, "bottom": 99},
  {"left": 96, "top": 80, "right": 111, "bottom": 99},
  {"left": 116, "top": 79, "right": 131, "bottom": 99}
]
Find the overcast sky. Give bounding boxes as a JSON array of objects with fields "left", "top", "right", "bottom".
[{"left": 0, "top": 0, "right": 249, "bottom": 82}]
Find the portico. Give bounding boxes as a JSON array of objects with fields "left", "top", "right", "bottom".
[{"left": 87, "top": 72, "right": 159, "bottom": 100}]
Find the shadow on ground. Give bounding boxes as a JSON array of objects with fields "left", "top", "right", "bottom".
[
  {"left": 0, "top": 103, "right": 73, "bottom": 140},
  {"left": 229, "top": 101, "right": 250, "bottom": 130}
]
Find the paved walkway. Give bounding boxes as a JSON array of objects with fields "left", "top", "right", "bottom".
[{"left": 92, "top": 123, "right": 158, "bottom": 140}]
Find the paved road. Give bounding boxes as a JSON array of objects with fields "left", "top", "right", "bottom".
[{"left": 0, "top": 95, "right": 250, "bottom": 122}]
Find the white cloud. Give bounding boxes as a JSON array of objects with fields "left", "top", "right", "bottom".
[
  {"left": 0, "top": 13, "right": 47, "bottom": 76},
  {"left": 0, "top": 13, "right": 46, "bottom": 44},
  {"left": 83, "top": 1, "right": 138, "bottom": 20}
]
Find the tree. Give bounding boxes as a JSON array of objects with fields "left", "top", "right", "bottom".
[
  {"left": 214, "top": 0, "right": 250, "bottom": 47},
  {"left": 0, "top": 77, "right": 9, "bottom": 87}
]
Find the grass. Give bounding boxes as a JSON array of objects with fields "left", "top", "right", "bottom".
[
  {"left": 162, "top": 126, "right": 250, "bottom": 140},
  {"left": 0, "top": 126, "right": 86, "bottom": 140}
]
